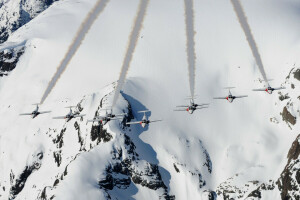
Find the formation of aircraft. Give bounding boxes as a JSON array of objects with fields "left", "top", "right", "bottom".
[
  {"left": 87, "top": 108, "right": 126, "bottom": 125},
  {"left": 213, "top": 87, "right": 248, "bottom": 103},
  {"left": 126, "top": 110, "right": 162, "bottom": 128},
  {"left": 18, "top": 79, "right": 286, "bottom": 130},
  {"left": 52, "top": 106, "right": 85, "bottom": 122},
  {"left": 19, "top": 103, "right": 51, "bottom": 118},
  {"left": 174, "top": 97, "right": 209, "bottom": 114}
]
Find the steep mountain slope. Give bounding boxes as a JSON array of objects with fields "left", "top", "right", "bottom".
[
  {"left": 0, "top": 0, "right": 299, "bottom": 199},
  {"left": 0, "top": 0, "right": 59, "bottom": 43},
  {"left": 0, "top": 0, "right": 59, "bottom": 76}
]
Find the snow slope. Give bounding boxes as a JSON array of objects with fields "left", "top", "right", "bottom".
[
  {"left": 0, "top": 0, "right": 59, "bottom": 44},
  {"left": 0, "top": 0, "right": 300, "bottom": 199}
]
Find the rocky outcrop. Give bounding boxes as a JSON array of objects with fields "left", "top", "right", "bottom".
[
  {"left": 98, "top": 100, "right": 175, "bottom": 199},
  {"left": 281, "top": 107, "right": 296, "bottom": 126},
  {"left": 0, "top": 46, "right": 25, "bottom": 76},
  {"left": 216, "top": 177, "right": 260, "bottom": 200},
  {"left": 9, "top": 152, "right": 43, "bottom": 199},
  {"left": 277, "top": 135, "right": 300, "bottom": 200},
  {"left": 0, "top": 0, "right": 59, "bottom": 43},
  {"left": 294, "top": 69, "right": 300, "bottom": 81}
]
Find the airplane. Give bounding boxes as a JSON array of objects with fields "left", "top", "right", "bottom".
[
  {"left": 174, "top": 97, "right": 209, "bottom": 114},
  {"left": 214, "top": 87, "right": 248, "bottom": 103},
  {"left": 126, "top": 110, "right": 162, "bottom": 128},
  {"left": 19, "top": 103, "right": 51, "bottom": 119},
  {"left": 253, "top": 83, "right": 285, "bottom": 94},
  {"left": 87, "top": 108, "right": 126, "bottom": 125},
  {"left": 213, "top": 87, "right": 247, "bottom": 103},
  {"left": 87, "top": 116, "right": 123, "bottom": 125},
  {"left": 53, "top": 106, "right": 85, "bottom": 122},
  {"left": 101, "top": 108, "right": 126, "bottom": 119}
]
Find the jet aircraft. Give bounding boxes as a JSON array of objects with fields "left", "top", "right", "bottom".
[
  {"left": 19, "top": 103, "right": 51, "bottom": 118},
  {"left": 174, "top": 97, "right": 208, "bottom": 114},
  {"left": 53, "top": 106, "right": 85, "bottom": 122},
  {"left": 126, "top": 110, "right": 161, "bottom": 128},
  {"left": 214, "top": 87, "right": 247, "bottom": 103}
]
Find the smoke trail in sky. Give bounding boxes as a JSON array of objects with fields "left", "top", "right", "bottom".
[
  {"left": 40, "top": 0, "right": 109, "bottom": 104},
  {"left": 230, "top": 0, "right": 268, "bottom": 83},
  {"left": 184, "top": 0, "right": 196, "bottom": 98},
  {"left": 112, "top": 0, "right": 149, "bottom": 106}
]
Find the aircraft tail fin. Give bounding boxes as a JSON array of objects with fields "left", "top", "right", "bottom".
[{"left": 185, "top": 95, "right": 197, "bottom": 100}]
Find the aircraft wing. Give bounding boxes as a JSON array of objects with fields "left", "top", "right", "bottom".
[
  {"left": 213, "top": 97, "right": 227, "bottom": 99},
  {"left": 273, "top": 87, "right": 286, "bottom": 90},
  {"left": 74, "top": 114, "right": 86, "bottom": 118},
  {"left": 252, "top": 88, "right": 266, "bottom": 91},
  {"left": 126, "top": 121, "right": 142, "bottom": 125},
  {"left": 196, "top": 107, "right": 208, "bottom": 110},
  {"left": 176, "top": 105, "right": 189, "bottom": 107},
  {"left": 149, "top": 120, "right": 162, "bottom": 123},
  {"left": 39, "top": 111, "right": 51, "bottom": 114},
  {"left": 235, "top": 95, "right": 248, "bottom": 98},
  {"left": 19, "top": 113, "right": 32, "bottom": 116},
  {"left": 174, "top": 109, "right": 187, "bottom": 111},
  {"left": 111, "top": 117, "right": 123, "bottom": 120},
  {"left": 53, "top": 116, "right": 66, "bottom": 119},
  {"left": 115, "top": 113, "right": 126, "bottom": 116},
  {"left": 196, "top": 103, "right": 209, "bottom": 107}
]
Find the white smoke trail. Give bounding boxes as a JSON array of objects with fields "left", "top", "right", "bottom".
[
  {"left": 40, "top": 0, "right": 109, "bottom": 104},
  {"left": 112, "top": 0, "right": 149, "bottom": 106},
  {"left": 184, "top": 0, "right": 196, "bottom": 98},
  {"left": 230, "top": 0, "right": 268, "bottom": 83}
]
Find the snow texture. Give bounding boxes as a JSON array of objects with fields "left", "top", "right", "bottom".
[{"left": 0, "top": 0, "right": 299, "bottom": 199}]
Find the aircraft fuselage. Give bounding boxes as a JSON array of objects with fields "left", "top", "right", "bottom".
[
  {"left": 101, "top": 117, "right": 110, "bottom": 125},
  {"left": 140, "top": 119, "right": 150, "bottom": 128},
  {"left": 186, "top": 106, "right": 195, "bottom": 114},
  {"left": 65, "top": 114, "right": 74, "bottom": 122},
  {"left": 226, "top": 95, "right": 235, "bottom": 103},
  {"left": 266, "top": 87, "right": 273, "bottom": 94}
]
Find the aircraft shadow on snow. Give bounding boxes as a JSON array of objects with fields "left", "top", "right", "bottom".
[{"left": 121, "top": 91, "right": 171, "bottom": 195}]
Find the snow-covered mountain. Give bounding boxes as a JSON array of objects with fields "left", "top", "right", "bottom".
[
  {"left": 0, "top": 0, "right": 59, "bottom": 43},
  {"left": 0, "top": 0, "right": 59, "bottom": 76},
  {"left": 0, "top": 0, "right": 300, "bottom": 199}
]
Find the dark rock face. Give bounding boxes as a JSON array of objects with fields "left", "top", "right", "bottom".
[
  {"left": 173, "top": 164, "right": 180, "bottom": 173},
  {"left": 294, "top": 69, "right": 300, "bottom": 81},
  {"left": 245, "top": 181, "right": 275, "bottom": 199},
  {"left": 202, "top": 190, "right": 217, "bottom": 200},
  {"left": 99, "top": 136, "right": 174, "bottom": 199},
  {"left": 279, "top": 93, "right": 290, "bottom": 101},
  {"left": 53, "top": 128, "right": 66, "bottom": 148},
  {"left": 0, "top": 47, "right": 25, "bottom": 76},
  {"left": 281, "top": 107, "right": 296, "bottom": 126},
  {"left": 10, "top": 166, "right": 36, "bottom": 198},
  {"left": 287, "top": 135, "right": 300, "bottom": 164},
  {"left": 216, "top": 177, "right": 268, "bottom": 200},
  {"left": 97, "top": 98, "right": 175, "bottom": 200},
  {"left": 9, "top": 152, "right": 43, "bottom": 199},
  {"left": 277, "top": 135, "right": 300, "bottom": 200},
  {"left": 247, "top": 188, "right": 262, "bottom": 198},
  {"left": 90, "top": 124, "right": 112, "bottom": 144},
  {"left": 53, "top": 151, "right": 62, "bottom": 167}
]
